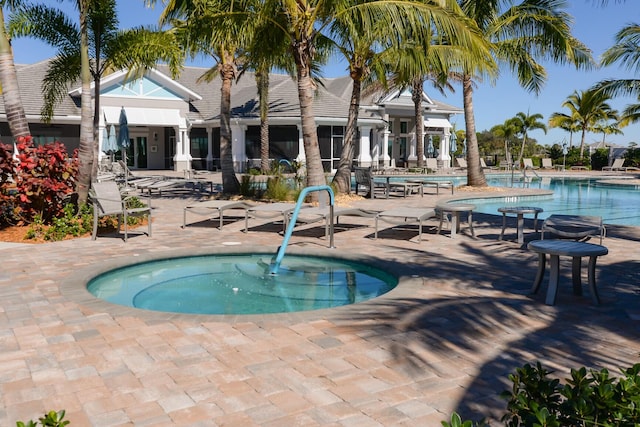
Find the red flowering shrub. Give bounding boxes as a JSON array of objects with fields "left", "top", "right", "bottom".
[{"left": 12, "top": 136, "right": 79, "bottom": 224}]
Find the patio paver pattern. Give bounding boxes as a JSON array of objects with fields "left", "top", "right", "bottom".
[{"left": 1, "top": 172, "right": 640, "bottom": 426}]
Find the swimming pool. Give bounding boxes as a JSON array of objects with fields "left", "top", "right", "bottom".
[{"left": 453, "top": 176, "right": 640, "bottom": 226}]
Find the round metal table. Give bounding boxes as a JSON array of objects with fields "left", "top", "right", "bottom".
[
  {"left": 436, "top": 203, "right": 476, "bottom": 239},
  {"left": 498, "top": 206, "right": 544, "bottom": 244}
]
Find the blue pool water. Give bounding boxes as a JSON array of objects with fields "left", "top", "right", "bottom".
[
  {"left": 434, "top": 175, "right": 640, "bottom": 226},
  {"left": 87, "top": 254, "right": 397, "bottom": 315}
]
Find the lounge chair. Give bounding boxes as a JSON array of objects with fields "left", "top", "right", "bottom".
[
  {"left": 425, "top": 158, "right": 439, "bottom": 173},
  {"left": 183, "top": 200, "right": 256, "bottom": 229},
  {"left": 541, "top": 214, "right": 605, "bottom": 244},
  {"left": 244, "top": 202, "right": 301, "bottom": 232},
  {"left": 541, "top": 158, "right": 553, "bottom": 169},
  {"left": 374, "top": 208, "right": 436, "bottom": 242},
  {"left": 522, "top": 158, "right": 539, "bottom": 170},
  {"left": 480, "top": 158, "right": 496, "bottom": 170},
  {"left": 90, "top": 181, "right": 152, "bottom": 241},
  {"left": 455, "top": 158, "right": 468, "bottom": 169},
  {"left": 602, "top": 158, "right": 639, "bottom": 172},
  {"left": 294, "top": 206, "right": 378, "bottom": 238}
]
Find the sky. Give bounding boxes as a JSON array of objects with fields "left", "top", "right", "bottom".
[{"left": 9, "top": 0, "right": 639, "bottom": 148}]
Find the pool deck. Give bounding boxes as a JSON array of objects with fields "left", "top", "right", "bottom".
[{"left": 2, "top": 170, "right": 640, "bottom": 426}]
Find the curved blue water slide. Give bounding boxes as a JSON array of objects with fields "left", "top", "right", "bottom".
[{"left": 270, "top": 185, "right": 335, "bottom": 275}]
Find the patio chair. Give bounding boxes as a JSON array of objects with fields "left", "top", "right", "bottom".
[
  {"left": 480, "top": 158, "right": 498, "bottom": 170},
  {"left": 90, "top": 181, "right": 152, "bottom": 242},
  {"left": 354, "top": 167, "right": 387, "bottom": 198},
  {"left": 541, "top": 158, "right": 553, "bottom": 169}
]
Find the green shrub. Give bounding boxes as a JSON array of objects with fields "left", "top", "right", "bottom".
[
  {"left": 239, "top": 175, "right": 257, "bottom": 197},
  {"left": 445, "top": 361, "right": 640, "bottom": 427},
  {"left": 17, "top": 409, "right": 69, "bottom": 427},
  {"left": 264, "top": 176, "right": 295, "bottom": 201},
  {"left": 591, "top": 148, "right": 609, "bottom": 170},
  {"left": 623, "top": 146, "right": 640, "bottom": 168}
]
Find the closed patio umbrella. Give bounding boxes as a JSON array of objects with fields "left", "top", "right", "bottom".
[
  {"left": 118, "top": 107, "right": 130, "bottom": 186},
  {"left": 426, "top": 135, "right": 434, "bottom": 158},
  {"left": 450, "top": 131, "right": 457, "bottom": 155}
]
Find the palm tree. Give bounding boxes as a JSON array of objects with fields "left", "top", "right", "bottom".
[
  {"left": 157, "top": 0, "right": 260, "bottom": 194},
  {"left": 0, "top": 0, "right": 30, "bottom": 140},
  {"left": 593, "top": 23, "right": 640, "bottom": 126},
  {"left": 329, "top": 3, "right": 489, "bottom": 194},
  {"left": 593, "top": 122, "right": 623, "bottom": 145},
  {"left": 509, "top": 111, "right": 547, "bottom": 166},
  {"left": 458, "top": 0, "right": 593, "bottom": 187},
  {"left": 10, "top": 1, "right": 183, "bottom": 202},
  {"left": 548, "top": 112, "right": 580, "bottom": 147},
  {"left": 491, "top": 120, "right": 519, "bottom": 167},
  {"left": 554, "top": 90, "right": 616, "bottom": 157}
]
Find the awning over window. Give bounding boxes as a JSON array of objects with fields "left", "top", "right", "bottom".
[
  {"left": 424, "top": 117, "right": 452, "bottom": 129},
  {"left": 102, "top": 106, "right": 183, "bottom": 127}
]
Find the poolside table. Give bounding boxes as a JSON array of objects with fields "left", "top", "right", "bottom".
[
  {"left": 528, "top": 239, "right": 608, "bottom": 305},
  {"left": 436, "top": 203, "right": 476, "bottom": 239},
  {"left": 498, "top": 206, "right": 543, "bottom": 244}
]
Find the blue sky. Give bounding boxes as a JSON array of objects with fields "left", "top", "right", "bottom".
[{"left": 10, "top": 0, "right": 639, "bottom": 147}]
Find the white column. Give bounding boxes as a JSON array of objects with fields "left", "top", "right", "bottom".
[
  {"left": 230, "top": 122, "right": 246, "bottom": 172},
  {"left": 206, "top": 127, "right": 214, "bottom": 170},
  {"left": 438, "top": 128, "right": 452, "bottom": 169},
  {"left": 173, "top": 117, "right": 192, "bottom": 172},
  {"left": 371, "top": 130, "right": 380, "bottom": 167},
  {"left": 295, "top": 124, "right": 306, "bottom": 164},
  {"left": 407, "top": 131, "right": 417, "bottom": 164},
  {"left": 356, "top": 126, "right": 373, "bottom": 167}
]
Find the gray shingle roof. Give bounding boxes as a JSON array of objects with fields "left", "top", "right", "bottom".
[{"left": 6, "top": 60, "right": 461, "bottom": 124}]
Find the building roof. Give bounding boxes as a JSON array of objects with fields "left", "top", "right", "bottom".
[{"left": 5, "top": 60, "right": 462, "bottom": 126}]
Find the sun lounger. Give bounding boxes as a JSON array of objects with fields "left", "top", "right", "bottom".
[
  {"left": 294, "top": 206, "right": 378, "bottom": 238},
  {"left": 455, "top": 158, "right": 468, "bottom": 169},
  {"left": 541, "top": 214, "right": 605, "bottom": 244},
  {"left": 374, "top": 208, "right": 436, "bottom": 242},
  {"left": 183, "top": 200, "right": 256, "bottom": 229},
  {"left": 541, "top": 158, "right": 553, "bottom": 169},
  {"left": 602, "top": 158, "right": 640, "bottom": 172},
  {"left": 244, "top": 202, "right": 302, "bottom": 232},
  {"left": 522, "top": 158, "right": 539, "bottom": 170}
]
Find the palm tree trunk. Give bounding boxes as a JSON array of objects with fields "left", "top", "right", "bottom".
[
  {"left": 413, "top": 78, "right": 424, "bottom": 168},
  {"left": 294, "top": 48, "right": 325, "bottom": 200},
  {"left": 219, "top": 57, "right": 240, "bottom": 194},
  {"left": 256, "top": 68, "right": 270, "bottom": 174},
  {"left": 332, "top": 70, "right": 362, "bottom": 194},
  {"left": 0, "top": 8, "right": 30, "bottom": 140},
  {"left": 76, "top": 1, "right": 94, "bottom": 204},
  {"left": 462, "top": 75, "right": 487, "bottom": 187},
  {"left": 579, "top": 127, "right": 587, "bottom": 158},
  {"left": 517, "top": 134, "right": 528, "bottom": 167},
  {"left": 92, "top": 73, "right": 101, "bottom": 180}
]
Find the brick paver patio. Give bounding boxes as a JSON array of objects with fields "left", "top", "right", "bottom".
[{"left": 1, "top": 172, "right": 639, "bottom": 426}]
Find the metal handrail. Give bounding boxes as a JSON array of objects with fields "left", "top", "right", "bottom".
[{"left": 269, "top": 185, "right": 335, "bottom": 274}]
